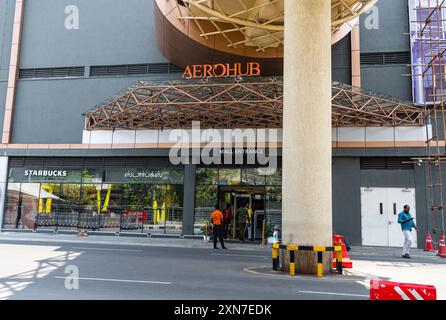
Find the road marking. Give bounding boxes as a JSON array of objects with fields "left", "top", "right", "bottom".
[
  {"left": 298, "top": 290, "right": 369, "bottom": 298},
  {"left": 72, "top": 247, "right": 142, "bottom": 252},
  {"left": 212, "top": 253, "right": 267, "bottom": 258},
  {"left": 54, "top": 276, "right": 171, "bottom": 285}
]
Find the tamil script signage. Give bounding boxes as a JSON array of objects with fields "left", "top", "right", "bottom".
[
  {"left": 182, "top": 62, "right": 261, "bottom": 79},
  {"left": 105, "top": 168, "right": 184, "bottom": 184}
]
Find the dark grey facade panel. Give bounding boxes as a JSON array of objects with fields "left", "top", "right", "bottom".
[
  {"left": 0, "top": 81, "right": 6, "bottom": 135},
  {"left": 332, "top": 157, "right": 362, "bottom": 245},
  {"left": 0, "top": 0, "right": 15, "bottom": 80},
  {"left": 0, "top": 0, "right": 15, "bottom": 136},
  {"left": 361, "top": 65, "right": 412, "bottom": 101},
  {"left": 414, "top": 165, "right": 429, "bottom": 245},
  {"left": 360, "top": 170, "right": 415, "bottom": 188},
  {"left": 332, "top": 34, "right": 352, "bottom": 84},
  {"left": 360, "top": 0, "right": 410, "bottom": 53},
  {"left": 20, "top": 0, "right": 168, "bottom": 68},
  {"left": 11, "top": 74, "right": 180, "bottom": 144}
]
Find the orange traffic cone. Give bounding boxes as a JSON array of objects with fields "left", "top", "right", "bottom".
[
  {"left": 332, "top": 234, "right": 353, "bottom": 268},
  {"left": 424, "top": 232, "right": 436, "bottom": 252},
  {"left": 437, "top": 231, "right": 446, "bottom": 258}
]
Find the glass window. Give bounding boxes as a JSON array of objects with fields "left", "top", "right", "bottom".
[
  {"left": 265, "top": 186, "right": 282, "bottom": 229},
  {"left": 242, "top": 168, "right": 266, "bottom": 186},
  {"left": 196, "top": 168, "right": 218, "bottom": 185},
  {"left": 17, "top": 183, "right": 42, "bottom": 229},
  {"left": 57, "top": 183, "right": 81, "bottom": 228},
  {"left": 265, "top": 168, "right": 282, "bottom": 186},
  {"left": 3, "top": 183, "right": 21, "bottom": 228},
  {"left": 82, "top": 169, "right": 103, "bottom": 184},
  {"left": 194, "top": 185, "right": 218, "bottom": 231},
  {"left": 218, "top": 168, "right": 241, "bottom": 186}
]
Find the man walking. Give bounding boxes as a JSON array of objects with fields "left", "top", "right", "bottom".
[
  {"left": 398, "top": 205, "right": 417, "bottom": 259},
  {"left": 210, "top": 205, "right": 227, "bottom": 250}
]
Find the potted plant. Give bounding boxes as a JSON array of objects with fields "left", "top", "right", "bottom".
[{"left": 200, "top": 221, "right": 213, "bottom": 242}]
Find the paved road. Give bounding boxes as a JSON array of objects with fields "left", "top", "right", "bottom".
[{"left": 0, "top": 239, "right": 371, "bottom": 300}]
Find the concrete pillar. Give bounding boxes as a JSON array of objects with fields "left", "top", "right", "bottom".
[{"left": 282, "top": 0, "right": 333, "bottom": 273}]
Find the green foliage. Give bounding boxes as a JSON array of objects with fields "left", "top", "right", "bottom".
[{"left": 265, "top": 223, "right": 275, "bottom": 238}]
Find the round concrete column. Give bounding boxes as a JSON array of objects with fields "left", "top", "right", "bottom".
[{"left": 282, "top": 0, "right": 333, "bottom": 273}]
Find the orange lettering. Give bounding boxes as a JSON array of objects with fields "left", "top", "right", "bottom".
[
  {"left": 203, "top": 64, "right": 213, "bottom": 78},
  {"left": 249, "top": 62, "right": 261, "bottom": 76},
  {"left": 213, "top": 64, "right": 227, "bottom": 78},
  {"left": 226, "top": 63, "right": 238, "bottom": 77},
  {"left": 183, "top": 63, "right": 261, "bottom": 79},
  {"left": 238, "top": 63, "right": 250, "bottom": 76},
  {"left": 182, "top": 65, "right": 193, "bottom": 78},
  {"left": 193, "top": 65, "right": 203, "bottom": 78}
]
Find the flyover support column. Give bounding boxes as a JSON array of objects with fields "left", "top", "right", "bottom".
[{"left": 282, "top": 0, "right": 333, "bottom": 273}]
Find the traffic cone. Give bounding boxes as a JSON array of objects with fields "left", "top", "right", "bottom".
[
  {"left": 332, "top": 234, "right": 353, "bottom": 268},
  {"left": 437, "top": 231, "right": 446, "bottom": 258},
  {"left": 424, "top": 232, "right": 436, "bottom": 252}
]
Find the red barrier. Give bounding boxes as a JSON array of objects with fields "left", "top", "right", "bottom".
[
  {"left": 332, "top": 234, "right": 353, "bottom": 268},
  {"left": 370, "top": 280, "right": 437, "bottom": 300}
]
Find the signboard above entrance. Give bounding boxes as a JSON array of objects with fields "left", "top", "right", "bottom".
[{"left": 182, "top": 62, "right": 261, "bottom": 79}]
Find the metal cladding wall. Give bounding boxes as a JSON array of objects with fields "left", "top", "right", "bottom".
[
  {"left": 10, "top": 0, "right": 170, "bottom": 144},
  {"left": 332, "top": 157, "right": 428, "bottom": 247},
  {"left": 13, "top": 74, "right": 181, "bottom": 144},
  {"left": 2, "top": 0, "right": 354, "bottom": 144},
  {"left": 332, "top": 157, "right": 362, "bottom": 245},
  {"left": 0, "top": 0, "right": 16, "bottom": 136},
  {"left": 332, "top": 34, "right": 352, "bottom": 85},
  {"left": 19, "top": 0, "right": 167, "bottom": 67},
  {"left": 360, "top": 0, "right": 412, "bottom": 100}
]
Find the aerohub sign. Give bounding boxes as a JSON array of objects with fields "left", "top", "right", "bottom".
[{"left": 182, "top": 62, "right": 261, "bottom": 79}]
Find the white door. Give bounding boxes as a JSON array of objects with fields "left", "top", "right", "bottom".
[
  {"left": 361, "top": 188, "right": 389, "bottom": 246},
  {"left": 361, "top": 187, "right": 417, "bottom": 247},
  {"left": 387, "top": 188, "right": 417, "bottom": 248}
]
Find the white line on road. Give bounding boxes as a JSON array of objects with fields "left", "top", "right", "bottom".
[
  {"left": 54, "top": 276, "right": 171, "bottom": 285},
  {"left": 298, "top": 290, "right": 369, "bottom": 298},
  {"left": 72, "top": 247, "right": 142, "bottom": 252},
  {"left": 212, "top": 253, "right": 267, "bottom": 258}
]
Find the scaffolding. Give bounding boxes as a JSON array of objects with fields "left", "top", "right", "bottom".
[{"left": 410, "top": 0, "right": 446, "bottom": 239}]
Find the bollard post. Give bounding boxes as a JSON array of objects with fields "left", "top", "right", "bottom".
[
  {"left": 335, "top": 246, "right": 343, "bottom": 275},
  {"left": 317, "top": 251, "right": 323, "bottom": 278},
  {"left": 289, "top": 250, "right": 296, "bottom": 276},
  {"left": 272, "top": 245, "right": 279, "bottom": 271}
]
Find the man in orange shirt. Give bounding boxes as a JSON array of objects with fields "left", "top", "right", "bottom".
[{"left": 210, "top": 205, "right": 227, "bottom": 249}]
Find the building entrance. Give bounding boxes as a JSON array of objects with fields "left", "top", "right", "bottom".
[{"left": 218, "top": 186, "right": 266, "bottom": 241}]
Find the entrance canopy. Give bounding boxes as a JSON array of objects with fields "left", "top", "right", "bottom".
[{"left": 85, "top": 79, "right": 425, "bottom": 131}]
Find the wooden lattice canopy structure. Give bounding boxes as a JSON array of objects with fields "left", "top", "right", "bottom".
[
  {"left": 85, "top": 80, "right": 425, "bottom": 130},
  {"left": 162, "top": 0, "right": 377, "bottom": 52}
]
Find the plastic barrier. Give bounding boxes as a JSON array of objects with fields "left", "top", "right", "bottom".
[
  {"left": 332, "top": 234, "right": 353, "bottom": 268},
  {"left": 370, "top": 280, "right": 437, "bottom": 300}
]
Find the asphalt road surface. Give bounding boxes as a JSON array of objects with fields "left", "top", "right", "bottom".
[{"left": 0, "top": 239, "right": 371, "bottom": 300}]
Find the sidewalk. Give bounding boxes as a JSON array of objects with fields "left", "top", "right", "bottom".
[{"left": 0, "top": 231, "right": 266, "bottom": 251}]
